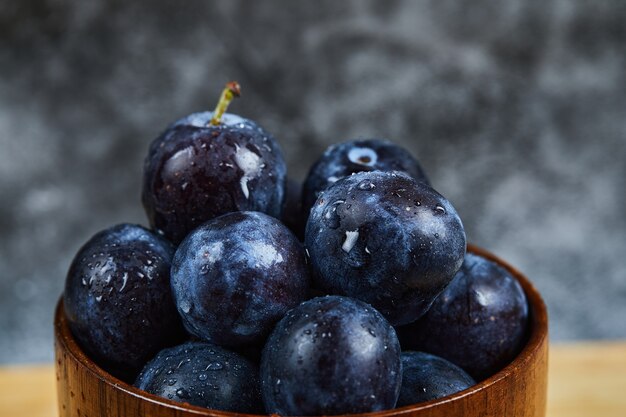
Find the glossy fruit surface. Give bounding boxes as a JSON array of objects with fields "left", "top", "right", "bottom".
[
  {"left": 142, "top": 111, "right": 287, "bottom": 243},
  {"left": 55, "top": 243, "right": 550, "bottom": 417},
  {"left": 398, "top": 252, "right": 529, "bottom": 380},
  {"left": 261, "top": 295, "right": 402, "bottom": 416},
  {"left": 397, "top": 351, "right": 475, "bottom": 406},
  {"left": 305, "top": 171, "right": 466, "bottom": 325},
  {"left": 135, "top": 341, "right": 263, "bottom": 413},
  {"left": 63, "top": 224, "right": 183, "bottom": 381},
  {"left": 171, "top": 211, "right": 310, "bottom": 348},
  {"left": 302, "top": 139, "right": 429, "bottom": 216}
]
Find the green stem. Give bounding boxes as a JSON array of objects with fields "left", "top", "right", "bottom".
[{"left": 210, "top": 81, "right": 241, "bottom": 125}]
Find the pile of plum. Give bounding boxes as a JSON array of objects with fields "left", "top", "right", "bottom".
[{"left": 63, "top": 82, "right": 529, "bottom": 415}]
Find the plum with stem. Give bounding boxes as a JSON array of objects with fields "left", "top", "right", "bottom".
[{"left": 142, "top": 82, "right": 287, "bottom": 243}]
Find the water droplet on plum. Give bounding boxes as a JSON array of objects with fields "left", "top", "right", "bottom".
[
  {"left": 176, "top": 388, "right": 190, "bottom": 399},
  {"left": 357, "top": 179, "right": 375, "bottom": 190},
  {"left": 322, "top": 200, "right": 344, "bottom": 229},
  {"left": 206, "top": 362, "right": 223, "bottom": 371}
]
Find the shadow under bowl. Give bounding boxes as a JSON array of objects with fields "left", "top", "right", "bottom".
[{"left": 55, "top": 244, "right": 548, "bottom": 417}]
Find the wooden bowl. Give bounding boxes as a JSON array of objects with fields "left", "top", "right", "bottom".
[{"left": 55, "top": 244, "right": 548, "bottom": 417}]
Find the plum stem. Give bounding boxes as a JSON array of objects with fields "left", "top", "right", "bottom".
[{"left": 210, "top": 81, "right": 241, "bottom": 125}]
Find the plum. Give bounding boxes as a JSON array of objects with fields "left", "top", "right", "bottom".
[
  {"left": 64, "top": 224, "right": 183, "bottom": 381},
  {"left": 397, "top": 351, "right": 475, "bottom": 406},
  {"left": 261, "top": 295, "right": 402, "bottom": 415},
  {"left": 302, "top": 138, "right": 429, "bottom": 217},
  {"left": 142, "top": 82, "right": 287, "bottom": 243},
  {"left": 135, "top": 341, "right": 263, "bottom": 413},
  {"left": 171, "top": 211, "right": 310, "bottom": 348},
  {"left": 398, "top": 252, "right": 529, "bottom": 380},
  {"left": 305, "top": 171, "right": 466, "bottom": 325}
]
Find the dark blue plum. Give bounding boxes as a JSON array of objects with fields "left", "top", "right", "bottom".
[
  {"left": 305, "top": 171, "right": 466, "bottom": 326},
  {"left": 135, "top": 341, "right": 263, "bottom": 413},
  {"left": 397, "top": 351, "right": 475, "bottom": 406},
  {"left": 142, "top": 111, "right": 287, "bottom": 243},
  {"left": 261, "top": 295, "right": 402, "bottom": 416},
  {"left": 398, "top": 252, "right": 529, "bottom": 380},
  {"left": 171, "top": 211, "right": 310, "bottom": 348},
  {"left": 302, "top": 139, "right": 429, "bottom": 216},
  {"left": 63, "top": 224, "right": 183, "bottom": 381}
]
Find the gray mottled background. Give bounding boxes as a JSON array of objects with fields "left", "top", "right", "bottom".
[{"left": 1, "top": 0, "right": 625, "bottom": 364}]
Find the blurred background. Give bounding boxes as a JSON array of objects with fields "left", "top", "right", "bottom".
[{"left": 1, "top": 0, "right": 625, "bottom": 364}]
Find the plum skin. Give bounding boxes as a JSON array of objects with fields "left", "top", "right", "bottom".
[
  {"left": 305, "top": 170, "right": 466, "bottom": 326},
  {"left": 135, "top": 341, "right": 263, "bottom": 413},
  {"left": 397, "top": 351, "right": 475, "bottom": 406},
  {"left": 398, "top": 252, "right": 529, "bottom": 380},
  {"left": 142, "top": 111, "right": 287, "bottom": 244},
  {"left": 261, "top": 295, "right": 402, "bottom": 416},
  {"left": 63, "top": 224, "right": 184, "bottom": 381},
  {"left": 171, "top": 211, "right": 310, "bottom": 348},
  {"left": 302, "top": 138, "right": 429, "bottom": 217}
]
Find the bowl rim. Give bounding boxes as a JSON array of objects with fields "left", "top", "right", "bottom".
[{"left": 55, "top": 243, "right": 548, "bottom": 417}]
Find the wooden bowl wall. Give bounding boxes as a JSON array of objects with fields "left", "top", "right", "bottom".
[{"left": 55, "top": 245, "right": 548, "bottom": 417}]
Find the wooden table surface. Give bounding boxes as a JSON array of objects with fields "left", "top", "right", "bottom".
[{"left": 1, "top": 341, "right": 624, "bottom": 417}]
